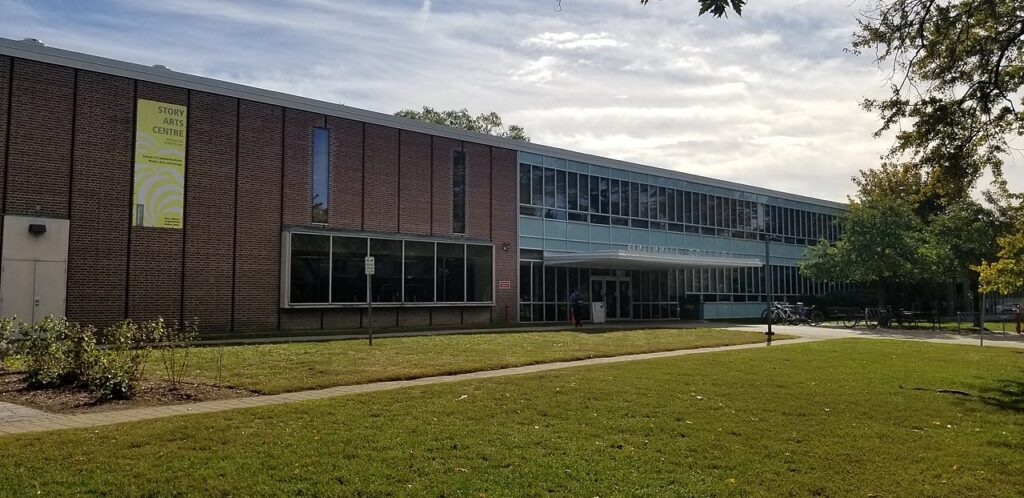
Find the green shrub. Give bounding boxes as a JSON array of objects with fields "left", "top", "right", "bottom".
[
  {"left": 0, "top": 316, "right": 14, "bottom": 373},
  {"left": 93, "top": 320, "right": 155, "bottom": 400},
  {"left": 20, "top": 316, "right": 99, "bottom": 388},
  {"left": 14, "top": 316, "right": 196, "bottom": 400}
]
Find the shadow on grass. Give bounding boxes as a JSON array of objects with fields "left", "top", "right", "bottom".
[{"left": 977, "top": 379, "right": 1024, "bottom": 414}]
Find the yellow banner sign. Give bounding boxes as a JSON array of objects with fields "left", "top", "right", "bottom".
[{"left": 133, "top": 99, "right": 187, "bottom": 228}]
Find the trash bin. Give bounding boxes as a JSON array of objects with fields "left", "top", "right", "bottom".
[{"left": 591, "top": 302, "right": 606, "bottom": 324}]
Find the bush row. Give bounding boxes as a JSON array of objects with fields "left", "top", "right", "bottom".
[{"left": 0, "top": 316, "right": 197, "bottom": 400}]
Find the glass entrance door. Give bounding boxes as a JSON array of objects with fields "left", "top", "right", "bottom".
[{"left": 590, "top": 277, "right": 632, "bottom": 320}]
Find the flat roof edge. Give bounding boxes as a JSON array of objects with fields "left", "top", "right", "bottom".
[{"left": 0, "top": 37, "right": 846, "bottom": 210}]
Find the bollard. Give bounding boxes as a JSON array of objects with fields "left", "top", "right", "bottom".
[{"left": 1017, "top": 309, "right": 1021, "bottom": 334}]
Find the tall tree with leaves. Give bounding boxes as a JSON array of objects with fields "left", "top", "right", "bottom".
[
  {"left": 853, "top": 0, "right": 1024, "bottom": 199},
  {"left": 395, "top": 107, "right": 530, "bottom": 142},
  {"left": 799, "top": 196, "right": 929, "bottom": 305}
]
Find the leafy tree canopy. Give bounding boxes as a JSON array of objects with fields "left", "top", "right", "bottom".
[
  {"left": 799, "top": 196, "right": 928, "bottom": 289},
  {"left": 395, "top": 107, "right": 530, "bottom": 142},
  {"left": 854, "top": 0, "right": 1024, "bottom": 199}
]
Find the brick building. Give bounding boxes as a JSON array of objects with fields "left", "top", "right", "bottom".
[{"left": 0, "top": 38, "right": 846, "bottom": 335}]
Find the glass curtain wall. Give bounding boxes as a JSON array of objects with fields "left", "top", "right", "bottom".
[
  {"left": 286, "top": 232, "right": 493, "bottom": 306},
  {"left": 518, "top": 163, "right": 842, "bottom": 246}
]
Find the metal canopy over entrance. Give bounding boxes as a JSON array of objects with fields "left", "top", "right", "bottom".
[{"left": 542, "top": 250, "right": 763, "bottom": 270}]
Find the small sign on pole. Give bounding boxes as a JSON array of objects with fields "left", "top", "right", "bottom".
[{"left": 365, "top": 256, "right": 375, "bottom": 346}]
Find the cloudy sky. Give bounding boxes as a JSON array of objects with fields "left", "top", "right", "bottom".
[{"left": 4, "top": 0, "right": 1021, "bottom": 202}]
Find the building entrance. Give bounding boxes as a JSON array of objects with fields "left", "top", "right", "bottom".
[{"left": 590, "top": 276, "right": 631, "bottom": 320}]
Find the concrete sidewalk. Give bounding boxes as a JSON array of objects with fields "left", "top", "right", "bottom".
[
  {"left": 729, "top": 323, "right": 1024, "bottom": 349},
  {"left": 0, "top": 336, "right": 820, "bottom": 437}
]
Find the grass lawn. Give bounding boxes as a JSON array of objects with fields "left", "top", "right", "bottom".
[
  {"left": 168, "top": 328, "right": 776, "bottom": 394},
  {"left": 2, "top": 339, "right": 1023, "bottom": 496}
]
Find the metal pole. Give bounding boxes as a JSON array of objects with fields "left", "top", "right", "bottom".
[
  {"left": 367, "top": 273, "right": 373, "bottom": 346},
  {"left": 765, "top": 236, "right": 773, "bottom": 346},
  {"left": 980, "top": 291, "right": 985, "bottom": 347}
]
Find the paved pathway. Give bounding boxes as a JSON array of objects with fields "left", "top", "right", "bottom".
[
  {"left": 0, "top": 401, "right": 49, "bottom": 423},
  {"left": 0, "top": 336, "right": 822, "bottom": 437},
  {"left": 730, "top": 323, "right": 1024, "bottom": 350}
]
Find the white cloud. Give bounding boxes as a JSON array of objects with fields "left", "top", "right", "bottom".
[{"left": 522, "top": 31, "right": 628, "bottom": 50}]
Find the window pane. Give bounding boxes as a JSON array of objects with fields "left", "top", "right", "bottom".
[
  {"left": 436, "top": 243, "right": 465, "bottom": 302},
  {"left": 311, "top": 127, "right": 329, "bottom": 223},
  {"left": 290, "top": 233, "right": 330, "bottom": 304},
  {"left": 543, "top": 168, "right": 556, "bottom": 208},
  {"left": 519, "top": 261, "right": 532, "bottom": 302},
  {"left": 532, "top": 261, "right": 543, "bottom": 303},
  {"left": 649, "top": 186, "right": 659, "bottom": 220},
  {"left": 567, "top": 172, "right": 579, "bottom": 211},
  {"left": 639, "top": 184, "right": 649, "bottom": 218},
  {"left": 519, "top": 164, "right": 531, "bottom": 205},
  {"left": 658, "top": 187, "right": 667, "bottom": 221},
  {"left": 555, "top": 170, "right": 567, "bottom": 209},
  {"left": 452, "top": 151, "right": 466, "bottom": 234},
  {"left": 599, "top": 177, "right": 609, "bottom": 214},
  {"left": 610, "top": 179, "right": 620, "bottom": 216},
  {"left": 531, "top": 166, "right": 543, "bottom": 206},
  {"left": 578, "top": 174, "right": 590, "bottom": 212},
  {"left": 622, "top": 181, "right": 632, "bottom": 217},
  {"left": 667, "top": 189, "right": 676, "bottom": 222},
  {"left": 589, "top": 175, "right": 601, "bottom": 213},
  {"left": 404, "top": 241, "right": 435, "bottom": 302},
  {"left": 466, "top": 244, "right": 493, "bottom": 302},
  {"left": 369, "top": 238, "right": 402, "bottom": 302},
  {"left": 330, "top": 236, "right": 367, "bottom": 303}
]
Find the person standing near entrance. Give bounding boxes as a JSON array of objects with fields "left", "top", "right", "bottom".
[{"left": 569, "top": 288, "right": 582, "bottom": 327}]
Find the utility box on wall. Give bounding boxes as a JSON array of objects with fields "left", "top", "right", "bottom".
[{"left": 0, "top": 216, "right": 70, "bottom": 324}]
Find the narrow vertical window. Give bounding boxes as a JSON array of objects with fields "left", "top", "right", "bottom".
[
  {"left": 453, "top": 150, "right": 467, "bottom": 234},
  {"left": 311, "top": 127, "right": 329, "bottom": 223}
]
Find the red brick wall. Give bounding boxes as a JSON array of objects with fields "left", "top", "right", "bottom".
[
  {"left": 234, "top": 100, "right": 283, "bottom": 332},
  {"left": 0, "top": 56, "right": 10, "bottom": 268},
  {"left": 282, "top": 109, "right": 323, "bottom": 226},
  {"left": 183, "top": 91, "right": 237, "bottom": 332},
  {"left": 66, "top": 71, "right": 133, "bottom": 328},
  {"left": 491, "top": 147, "right": 519, "bottom": 324},
  {"left": 327, "top": 116, "right": 362, "bottom": 230},
  {"left": 6, "top": 59, "right": 74, "bottom": 218},
  {"left": 2, "top": 55, "right": 522, "bottom": 332},
  {"left": 363, "top": 124, "right": 399, "bottom": 232},
  {"left": 127, "top": 81, "right": 187, "bottom": 323},
  {"left": 399, "top": 130, "right": 431, "bottom": 235}
]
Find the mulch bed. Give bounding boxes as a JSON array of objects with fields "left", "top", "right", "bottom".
[{"left": 0, "top": 373, "right": 255, "bottom": 414}]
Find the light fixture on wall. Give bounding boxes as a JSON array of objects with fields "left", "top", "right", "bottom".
[
  {"left": 502, "top": 243, "right": 510, "bottom": 252},
  {"left": 28, "top": 224, "right": 47, "bottom": 235}
]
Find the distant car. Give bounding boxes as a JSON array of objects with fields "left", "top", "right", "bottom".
[{"left": 995, "top": 304, "right": 1020, "bottom": 314}]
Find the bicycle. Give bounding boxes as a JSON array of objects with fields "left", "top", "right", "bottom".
[{"left": 762, "top": 302, "right": 823, "bottom": 326}]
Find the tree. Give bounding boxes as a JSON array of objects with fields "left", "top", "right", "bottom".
[
  {"left": 395, "top": 107, "right": 530, "bottom": 142},
  {"left": 853, "top": 0, "right": 1024, "bottom": 199},
  {"left": 975, "top": 185, "right": 1024, "bottom": 294},
  {"left": 799, "top": 196, "right": 929, "bottom": 304}
]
